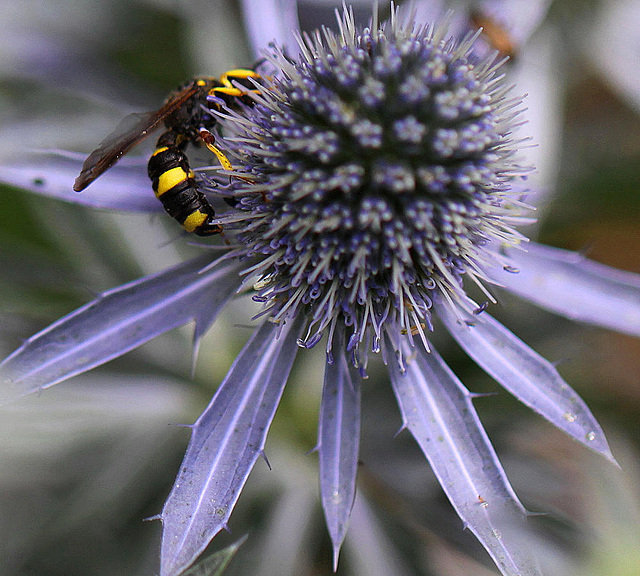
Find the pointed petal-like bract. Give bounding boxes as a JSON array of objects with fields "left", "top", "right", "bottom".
[
  {"left": 345, "top": 493, "right": 412, "bottom": 576},
  {"left": 388, "top": 340, "right": 542, "bottom": 576},
  {"left": 588, "top": 0, "right": 640, "bottom": 113},
  {"left": 436, "top": 298, "right": 615, "bottom": 463},
  {"left": 318, "top": 328, "right": 361, "bottom": 570},
  {"left": 160, "top": 315, "right": 304, "bottom": 576},
  {"left": 487, "top": 242, "right": 640, "bottom": 338},
  {"left": 0, "top": 255, "right": 243, "bottom": 404},
  {"left": 0, "top": 150, "right": 161, "bottom": 212},
  {"left": 239, "top": 0, "right": 300, "bottom": 60}
]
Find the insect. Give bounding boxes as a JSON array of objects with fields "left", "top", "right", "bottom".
[
  {"left": 469, "top": 10, "right": 518, "bottom": 61},
  {"left": 74, "top": 69, "right": 261, "bottom": 235}
]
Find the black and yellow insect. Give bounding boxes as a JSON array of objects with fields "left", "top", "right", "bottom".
[{"left": 74, "top": 69, "right": 261, "bottom": 235}]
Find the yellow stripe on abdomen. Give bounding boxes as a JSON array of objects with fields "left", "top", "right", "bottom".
[
  {"left": 156, "top": 166, "right": 189, "bottom": 197},
  {"left": 182, "top": 210, "right": 209, "bottom": 232},
  {"left": 151, "top": 146, "right": 169, "bottom": 157}
]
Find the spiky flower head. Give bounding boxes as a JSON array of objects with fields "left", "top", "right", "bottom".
[{"left": 217, "top": 6, "right": 529, "bottom": 360}]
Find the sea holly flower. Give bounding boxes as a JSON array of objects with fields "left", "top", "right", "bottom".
[{"left": 1, "top": 4, "right": 640, "bottom": 576}]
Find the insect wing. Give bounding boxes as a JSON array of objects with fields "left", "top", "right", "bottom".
[
  {"left": 73, "top": 84, "right": 201, "bottom": 191},
  {"left": 73, "top": 111, "right": 156, "bottom": 191}
]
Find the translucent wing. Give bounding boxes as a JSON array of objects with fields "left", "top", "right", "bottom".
[{"left": 73, "top": 83, "right": 201, "bottom": 191}]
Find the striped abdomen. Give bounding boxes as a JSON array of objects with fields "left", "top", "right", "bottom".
[{"left": 147, "top": 136, "right": 222, "bottom": 236}]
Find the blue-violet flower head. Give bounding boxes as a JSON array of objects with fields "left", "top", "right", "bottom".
[{"left": 218, "top": 7, "right": 529, "bottom": 361}]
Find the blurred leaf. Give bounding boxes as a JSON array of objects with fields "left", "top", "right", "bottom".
[
  {"left": 179, "top": 536, "right": 247, "bottom": 576},
  {"left": 110, "top": 4, "right": 190, "bottom": 90}
]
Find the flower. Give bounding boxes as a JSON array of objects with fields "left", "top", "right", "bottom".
[
  {"left": 1, "top": 3, "right": 640, "bottom": 576},
  {"left": 221, "top": 9, "right": 530, "bottom": 359}
]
